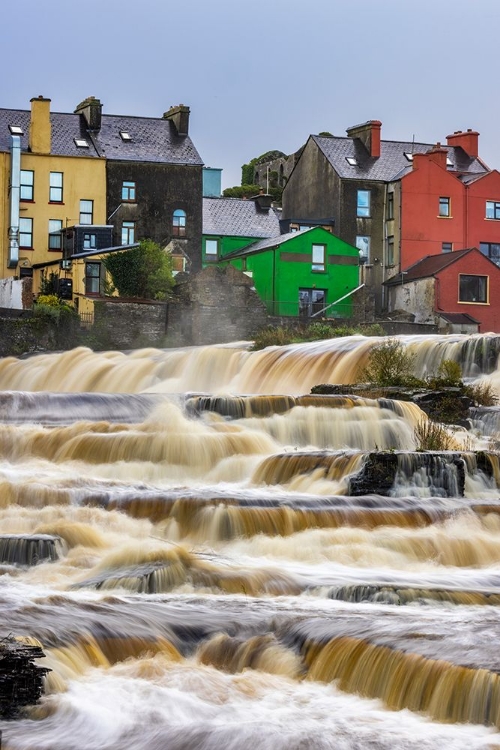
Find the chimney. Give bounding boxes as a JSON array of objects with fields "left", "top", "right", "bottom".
[
  {"left": 74, "top": 96, "right": 102, "bottom": 131},
  {"left": 250, "top": 192, "right": 272, "bottom": 212},
  {"left": 346, "top": 120, "right": 382, "bottom": 158},
  {"left": 446, "top": 129, "right": 479, "bottom": 158},
  {"left": 29, "top": 96, "right": 51, "bottom": 154},
  {"left": 163, "top": 104, "right": 190, "bottom": 135},
  {"left": 412, "top": 143, "right": 448, "bottom": 171}
]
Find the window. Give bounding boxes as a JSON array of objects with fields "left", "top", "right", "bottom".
[
  {"left": 479, "top": 242, "right": 500, "bottom": 263},
  {"left": 356, "top": 235, "right": 370, "bottom": 264},
  {"left": 83, "top": 233, "right": 97, "bottom": 250},
  {"left": 172, "top": 209, "right": 186, "bottom": 237},
  {"left": 459, "top": 274, "right": 488, "bottom": 303},
  {"left": 486, "top": 201, "right": 500, "bottom": 220},
  {"left": 9, "top": 125, "right": 23, "bottom": 135},
  {"left": 312, "top": 244, "right": 326, "bottom": 271},
  {"left": 442, "top": 242, "right": 453, "bottom": 253},
  {"left": 120, "top": 131, "right": 131, "bottom": 141},
  {"left": 121, "top": 181, "right": 136, "bottom": 201},
  {"left": 80, "top": 199, "right": 93, "bottom": 224},
  {"left": 386, "top": 192, "right": 394, "bottom": 220},
  {"left": 299, "top": 288, "right": 326, "bottom": 317},
  {"left": 48, "top": 219, "right": 63, "bottom": 250},
  {"left": 19, "top": 218, "right": 33, "bottom": 248},
  {"left": 439, "top": 197, "right": 451, "bottom": 217},
  {"left": 74, "top": 138, "right": 89, "bottom": 148},
  {"left": 357, "top": 190, "right": 371, "bottom": 217},
  {"left": 49, "top": 172, "right": 63, "bottom": 202},
  {"left": 20, "top": 170, "right": 34, "bottom": 201},
  {"left": 386, "top": 236, "right": 394, "bottom": 266},
  {"left": 205, "top": 239, "right": 219, "bottom": 259},
  {"left": 121, "top": 221, "right": 135, "bottom": 245},
  {"left": 346, "top": 157, "right": 358, "bottom": 167},
  {"left": 85, "top": 262, "right": 101, "bottom": 295},
  {"left": 404, "top": 153, "right": 414, "bottom": 162}
]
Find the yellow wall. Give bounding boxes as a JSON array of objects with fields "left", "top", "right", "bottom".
[{"left": 0, "top": 152, "right": 106, "bottom": 278}]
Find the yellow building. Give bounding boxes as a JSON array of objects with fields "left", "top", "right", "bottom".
[{"left": 0, "top": 96, "right": 106, "bottom": 284}]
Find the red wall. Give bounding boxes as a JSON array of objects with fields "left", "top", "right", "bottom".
[
  {"left": 436, "top": 249, "right": 500, "bottom": 332},
  {"left": 466, "top": 170, "right": 500, "bottom": 249},
  {"left": 401, "top": 160, "right": 465, "bottom": 268}
]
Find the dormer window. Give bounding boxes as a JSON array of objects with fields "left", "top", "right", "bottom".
[
  {"left": 9, "top": 125, "right": 23, "bottom": 135},
  {"left": 74, "top": 138, "right": 89, "bottom": 148},
  {"left": 346, "top": 157, "right": 358, "bottom": 166},
  {"left": 120, "top": 131, "right": 131, "bottom": 141}
]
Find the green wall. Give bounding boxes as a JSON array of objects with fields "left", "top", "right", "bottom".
[{"left": 205, "top": 227, "right": 360, "bottom": 318}]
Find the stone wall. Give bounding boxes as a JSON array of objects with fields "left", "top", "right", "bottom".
[
  {"left": 167, "top": 265, "right": 269, "bottom": 346},
  {"left": 92, "top": 298, "right": 168, "bottom": 350}
]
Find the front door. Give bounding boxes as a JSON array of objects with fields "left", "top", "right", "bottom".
[{"left": 299, "top": 288, "right": 326, "bottom": 317}]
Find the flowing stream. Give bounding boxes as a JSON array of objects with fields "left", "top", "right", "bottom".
[{"left": 2, "top": 334, "right": 500, "bottom": 749}]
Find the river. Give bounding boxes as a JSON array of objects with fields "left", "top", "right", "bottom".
[{"left": 1, "top": 334, "right": 500, "bottom": 749}]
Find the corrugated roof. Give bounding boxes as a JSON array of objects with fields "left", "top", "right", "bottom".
[
  {"left": 203, "top": 197, "right": 281, "bottom": 238},
  {"left": 0, "top": 108, "right": 203, "bottom": 165},
  {"left": 311, "top": 134, "right": 487, "bottom": 182},
  {"left": 438, "top": 312, "right": 480, "bottom": 324},
  {"left": 223, "top": 228, "right": 315, "bottom": 258}
]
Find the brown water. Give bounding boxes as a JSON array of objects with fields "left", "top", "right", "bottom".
[{"left": 1, "top": 334, "right": 500, "bottom": 749}]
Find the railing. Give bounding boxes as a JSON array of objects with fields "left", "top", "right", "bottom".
[{"left": 79, "top": 311, "right": 94, "bottom": 329}]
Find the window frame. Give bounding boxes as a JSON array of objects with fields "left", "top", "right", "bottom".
[
  {"left": 85, "top": 261, "right": 101, "bottom": 295},
  {"left": 386, "top": 192, "right": 394, "bottom": 221},
  {"left": 311, "top": 243, "right": 326, "bottom": 272},
  {"left": 205, "top": 238, "right": 219, "bottom": 260},
  {"left": 20, "top": 170, "right": 34, "bottom": 202},
  {"left": 479, "top": 242, "right": 500, "bottom": 263},
  {"left": 439, "top": 196, "right": 451, "bottom": 217},
  {"left": 486, "top": 201, "right": 500, "bottom": 220},
  {"left": 121, "top": 181, "right": 136, "bottom": 202},
  {"left": 356, "top": 235, "right": 371, "bottom": 264},
  {"left": 356, "top": 190, "right": 371, "bottom": 218},
  {"left": 83, "top": 233, "right": 97, "bottom": 250},
  {"left": 19, "top": 217, "right": 33, "bottom": 248},
  {"left": 386, "top": 235, "right": 394, "bottom": 266},
  {"left": 49, "top": 172, "right": 63, "bottom": 203},
  {"left": 121, "top": 221, "right": 136, "bottom": 245},
  {"left": 48, "top": 219, "right": 63, "bottom": 251},
  {"left": 458, "top": 274, "right": 488, "bottom": 304},
  {"left": 79, "top": 199, "right": 93, "bottom": 225},
  {"left": 442, "top": 242, "right": 453, "bottom": 253},
  {"left": 172, "top": 209, "right": 186, "bottom": 237}
]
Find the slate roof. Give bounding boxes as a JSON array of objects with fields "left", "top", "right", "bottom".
[
  {"left": 0, "top": 108, "right": 203, "bottom": 165},
  {"left": 223, "top": 228, "right": 315, "bottom": 258},
  {"left": 437, "top": 312, "right": 480, "bottom": 324},
  {"left": 384, "top": 248, "right": 474, "bottom": 286},
  {"left": 203, "top": 197, "right": 281, "bottom": 238},
  {"left": 311, "top": 134, "right": 488, "bottom": 182}
]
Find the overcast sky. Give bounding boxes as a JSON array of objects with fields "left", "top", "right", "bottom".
[{"left": 2, "top": 0, "right": 499, "bottom": 188}]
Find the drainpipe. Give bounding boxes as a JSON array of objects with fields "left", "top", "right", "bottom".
[{"left": 8, "top": 135, "right": 21, "bottom": 269}]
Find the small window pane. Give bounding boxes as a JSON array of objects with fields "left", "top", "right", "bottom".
[
  {"left": 83, "top": 234, "right": 97, "bottom": 250},
  {"left": 357, "top": 190, "right": 370, "bottom": 217},
  {"left": 172, "top": 209, "right": 186, "bottom": 237},
  {"left": 20, "top": 170, "right": 34, "bottom": 201},
  {"left": 85, "top": 262, "right": 101, "bottom": 294},
  {"left": 312, "top": 244, "right": 325, "bottom": 270},
  {"left": 121, "top": 181, "right": 136, "bottom": 201},
  {"left": 459, "top": 275, "right": 487, "bottom": 303},
  {"left": 19, "top": 217, "right": 33, "bottom": 247},
  {"left": 206, "top": 239, "right": 218, "bottom": 257},
  {"left": 48, "top": 219, "right": 63, "bottom": 250},
  {"left": 356, "top": 235, "right": 370, "bottom": 263},
  {"left": 121, "top": 221, "right": 135, "bottom": 245},
  {"left": 80, "top": 200, "right": 93, "bottom": 224},
  {"left": 486, "top": 201, "right": 500, "bottom": 220},
  {"left": 49, "top": 172, "right": 63, "bottom": 202},
  {"left": 439, "top": 197, "right": 450, "bottom": 217}
]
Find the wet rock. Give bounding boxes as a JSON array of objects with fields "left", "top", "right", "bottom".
[{"left": 0, "top": 635, "right": 50, "bottom": 719}]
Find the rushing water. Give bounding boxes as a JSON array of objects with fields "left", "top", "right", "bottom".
[{"left": 2, "top": 334, "right": 500, "bottom": 749}]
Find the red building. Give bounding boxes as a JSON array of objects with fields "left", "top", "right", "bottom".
[
  {"left": 384, "top": 248, "right": 500, "bottom": 333},
  {"left": 400, "top": 133, "right": 500, "bottom": 269}
]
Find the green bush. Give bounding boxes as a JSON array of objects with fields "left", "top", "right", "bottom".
[
  {"left": 357, "top": 339, "right": 420, "bottom": 387},
  {"left": 103, "top": 240, "right": 174, "bottom": 300},
  {"left": 427, "top": 359, "right": 463, "bottom": 389}
]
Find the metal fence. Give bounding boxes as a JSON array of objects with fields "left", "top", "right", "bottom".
[{"left": 79, "top": 311, "right": 94, "bottom": 329}]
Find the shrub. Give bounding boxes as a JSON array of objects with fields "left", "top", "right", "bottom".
[
  {"left": 427, "top": 359, "right": 463, "bottom": 389},
  {"left": 357, "top": 339, "right": 420, "bottom": 387},
  {"left": 36, "top": 294, "right": 60, "bottom": 307},
  {"left": 464, "top": 381, "right": 498, "bottom": 407},
  {"left": 103, "top": 240, "right": 174, "bottom": 300},
  {"left": 414, "top": 420, "right": 455, "bottom": 451}
]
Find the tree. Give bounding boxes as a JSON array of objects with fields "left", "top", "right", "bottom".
[{"left": 102, "top": 240, "right": 175, "bottom": 300}]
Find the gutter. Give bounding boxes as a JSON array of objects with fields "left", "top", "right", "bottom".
[{"left": 8, "top": 135, "right": 21, "bottom": 269}]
